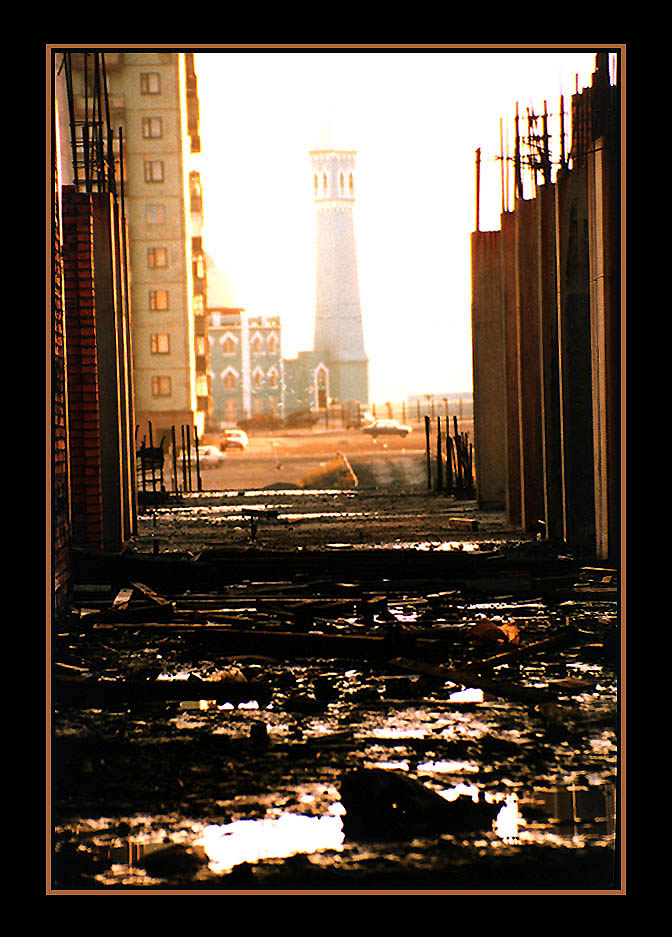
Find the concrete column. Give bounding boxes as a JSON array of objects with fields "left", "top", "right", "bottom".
[
  {"left": 113, "top": 199, "right": 137, "bottom": 539},
  {"left": 500, "top": 211, "right": 521, "bottom": 527},
  {"left": 587, "top": 137, "right": 620, "bottom": 562},
  {"left": 470, "top": 229, "right": 506, "bottom": 507},
  {"left": 555, "top": 168, "right": 596, "bottom": 553},
  {"left": 536, "top": 184, "right": 564, "bottom": 540},
  {"left": 514, "top": 198, "right": 545, "bottom": 533},
  {"left": 92, "top": 193, "right": 126, "bottom": 552}
]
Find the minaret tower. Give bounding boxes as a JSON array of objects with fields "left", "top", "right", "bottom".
[{"left": 310, "top": 146, "right": 369, "bottom": 406}]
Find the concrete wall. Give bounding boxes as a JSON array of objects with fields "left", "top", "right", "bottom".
[{"left": 469, "top": 56, "right": 620, "bottom": 560}]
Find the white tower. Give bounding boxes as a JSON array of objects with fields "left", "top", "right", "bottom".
[{"left": 310, "top": 147, "right": 369, "bottom": 406}]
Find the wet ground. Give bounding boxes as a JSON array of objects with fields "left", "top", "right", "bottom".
[{"left": 50, "top": 488, "right": 621, "bottom": 893}]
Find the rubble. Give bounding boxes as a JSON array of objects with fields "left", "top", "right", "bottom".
[{"left": 51, "top": 490, "right": 620, "bottom": 893}]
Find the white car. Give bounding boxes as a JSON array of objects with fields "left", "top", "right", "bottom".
[
  {"left": 195, "top": 445, "right": 226, "bottom": 468},
  {"left": 221, "top": 429, "right": 249, "bottom": 450},
  {"left": 362, "top": 419, "right": 412, "bottom": 438}
]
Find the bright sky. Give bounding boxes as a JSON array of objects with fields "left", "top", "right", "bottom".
[{"left": 193, "top": 47, "right": 609, "bottom": 403}]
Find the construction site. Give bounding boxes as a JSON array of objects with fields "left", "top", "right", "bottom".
[{"left": 49, "top": 49, "right": 623, "bottom": 894}]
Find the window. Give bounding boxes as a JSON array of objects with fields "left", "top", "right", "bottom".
[
  {"left": 150, "top": 289, "right": 169, "bottom": 311},
  {"left": 253, "top": 368, "right": 264, "bottom": 389},
  {"left": 141, "top": 73, "right": 161, "bottom": 95},
  {"left": 224, "top": 399, "right": 238, "bottom": 422},
  {"left": 151, "top": 375, "right": 172, "bottom": 397},
  {"left": 142, "top": 116, "right": 163, "bottom": 139},
  {"left": 267, "top": 333, "right": 278, "bottom": 354},
  {"left": 151, "top": 333, "right": 170, "bottom": 354},
  {"left": 268, "top": 368, "right": 278, "bottom": 389},
  {"left": 251, "top": 334, "right": 263, "bottom": 354},
  {"left": 222, "top": 336, "right": 236, "bottom": 355},
  {"left": 144, "top": 160, "right": 164, "bottom": 183},
  {"left": 147, "top": 247, "right": 168, "bottom": 268},
  {"left": 193, "top": 295, "right": 204, "bottom": 316},
  {"left": 146, "top": 203, "right": 166, "bottom": 225},
  {"left": 222, "top": 370, "right": 238, "bottom": 389}
]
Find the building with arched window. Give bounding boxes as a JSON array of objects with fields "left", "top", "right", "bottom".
[{"left": 206, "top": 253, "right": 283, "bottom": 427}]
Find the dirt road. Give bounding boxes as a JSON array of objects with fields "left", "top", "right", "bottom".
[{"left": 179, "top": 423, "right": 473, "bottom": 492}]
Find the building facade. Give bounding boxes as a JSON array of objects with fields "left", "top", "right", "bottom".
[
  {"left": 61, "top": 51, "right": 210, "bottom": 448},
  {"left": 206, "top": 252, "right": 283, "bottom": 427},
  {"left": 207, "top": 308, "right": 284, "bottom": 427}
]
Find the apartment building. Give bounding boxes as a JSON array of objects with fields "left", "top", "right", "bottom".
[{"left": 63, "top": 50, "right": 209, "bottom": 447}]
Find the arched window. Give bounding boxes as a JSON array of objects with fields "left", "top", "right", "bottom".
[
  {"left": 315, "top": 364, "right": 328, "bottom": 409},
  {"left": 222, "top": 369, "right": 237, "bottom": 389},
  {"left": 268, "top": 368, "right": 278, "bottom": 389},
  {"left": 221, "top": 335, "right": 236, "bottom": 354},
  {"left": 251, "top": 333, "right": 263, "bottom": 354},
  {"left": 267, "top": 333, "right": 278, "bottom": 354},
  {"left": 323, "top": 172, "right": 328, "bottom": 192},
  {"left": 349, "top": 172, "right": 354, "bottom": 192},
  {"left": 339, "top": 172, "right": 344, "bottom": 193},
  {"left": 253, "top": 368, "right": 264, "bottom": 389}
]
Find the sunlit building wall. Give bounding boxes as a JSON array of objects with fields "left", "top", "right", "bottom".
[{"left": 67, "top": 51, "right": 208, "bottom": 446}]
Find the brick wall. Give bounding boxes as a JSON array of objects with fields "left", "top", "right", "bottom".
[
  {"left": 61, "top": 188, "right": 104, "bottom": 549},
  {"left": 53, "top": 180, "right": 70, "bottom": 605}
]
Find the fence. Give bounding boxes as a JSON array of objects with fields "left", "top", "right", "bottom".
[
  {"left": 135, "top": 421, "right": 205, "bottom": 504},
  {"left": 423, "top": 414, "right": 475, "bottom": 498}
]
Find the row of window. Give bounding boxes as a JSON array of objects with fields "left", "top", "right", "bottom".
[
  {"left": 149, "top": 333, "right": 207, "bottom": 356},
  {"left": 218, "top": 368, "right": 280, "bottom": 390},
  {"left": 215, "top": 334, "right": 279, "bottom": 355},
  {"left": 146, "top": 290, "right": 203, "bottom": 318},
  {"left": 221, "top": 397, "right": 279, "bottom": 421},
  {"left": 150, "top": 376, "right": 208, "bottom": 398}
]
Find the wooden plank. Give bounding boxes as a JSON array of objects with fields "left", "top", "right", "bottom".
[
  {"left": 389, "top": 656, "right": 555, "bottom": 703},
  {"left": 53, "top": 675, "right": 272, "bottom": 707}
]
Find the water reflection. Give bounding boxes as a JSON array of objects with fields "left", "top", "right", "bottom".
[
  {"left": 85, "top": 781, "right": 615, "bottom": 885},
  {"left": 197, "top": 811, "right": 345, "bottom": 873}
]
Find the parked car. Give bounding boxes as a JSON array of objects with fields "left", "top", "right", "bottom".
[
  {"left": 195, "top": 445, "right": 227, "bottom": 468},
  {"left": 220, "top": 429, "right": 249, "bottom": 450},
  {"left": 362, "top": 419, "right": 412, "bottom": 438}
]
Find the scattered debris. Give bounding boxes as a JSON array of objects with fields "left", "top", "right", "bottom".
[{"left": 340, "top": 768, "right": 501, "bottom": 840}]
